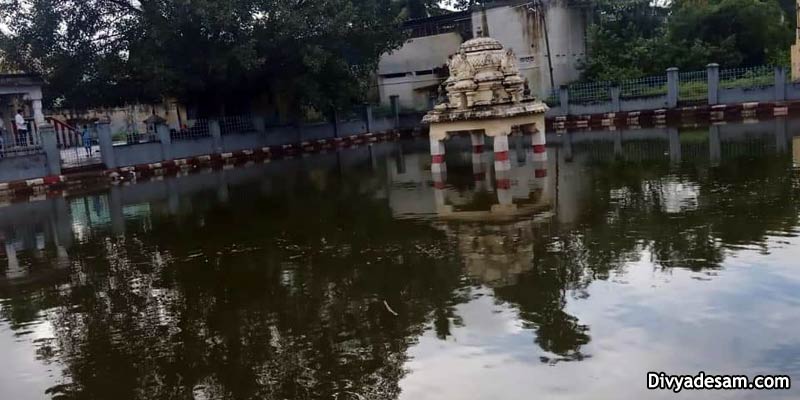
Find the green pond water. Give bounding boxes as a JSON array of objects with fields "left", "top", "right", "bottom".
[{"left": 1, "top": 119, "right": 800, "bottom": 399}]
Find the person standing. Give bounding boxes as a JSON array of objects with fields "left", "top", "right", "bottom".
[{"left": 15, "top": 109, "right": 28, "bottom": 147}]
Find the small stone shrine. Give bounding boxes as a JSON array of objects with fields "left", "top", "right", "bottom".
[{"left": 422, "top": 35, "right": 548, "bottom": 177}]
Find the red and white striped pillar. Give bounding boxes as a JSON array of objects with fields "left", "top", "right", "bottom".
[
  {"left": 495, "top": 169, "right": 513, "bottom": 206},
  {"left": 471, "top": 130, "right": 486, "bottom": 190},
  {"left": 430, "top": 136, "right": 446, "bottom": 174},
  {"left": 470, "top": 130, "right": 485, "bottom": 155},
  {"left": 432, "top": 169, "right": 447, "bottom": 209},
  {"left": 530, "top": 126, "right": 547, "bottom": 162},
  {"left": 494, "top": 134, "right": 511, "bottom": 172}
]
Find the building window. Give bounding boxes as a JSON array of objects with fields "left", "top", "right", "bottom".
[{"left": 382, "top": 72, "right": 409, "bottom": 79}]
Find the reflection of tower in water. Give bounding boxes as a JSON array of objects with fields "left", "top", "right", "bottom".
[{"left": 425, "top": 134, "right": 553, "bottom": 287}]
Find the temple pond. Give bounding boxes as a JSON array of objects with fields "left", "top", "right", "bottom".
[{"left": 1, "top": 118, "right": 800, "bottom": 399}]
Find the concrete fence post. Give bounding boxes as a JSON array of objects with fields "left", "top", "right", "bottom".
[
  {"left": 668, "top": 127, "right": 681, "bottom": 164},
  {"left": 331, "top": 108, "right": 340, "bottom": 138},
  {"left": 610, "top": 86, "right": 622, "bottom": 113},
  {"left": 667, "top": 67, "right": 679, "bottom": 108},
  {"left": 365, "top": 104, "right": 374, "bottom": 133},
  {"left": 559, "top": 85, "right": 570, "bottom": 115},
  {"left": 775, "top": 66, "right": 787, "bottom": 102},
  {"left": 39, "top": 123, "right": 61, "bottom": 176},
  {"left": 707, "top": 63, "right": 720, "bottom": 105},
  {"left": 252, "top": 116, "right": 266, "bottom": 133},
  {"left": 109, "top": 185, "right": 125, "bottom": 236},
  {"left": 709, "top": 124, "right": 721, "bottom": 166},
  {"left": 775, "top": 116, "right": 788, "bottom": 153},
  {"left": 390, "top": 96, "right": 400, "bottom": 129},
  {"left": 156, "top": 123, "right": 172, "bottom": 161},
  {"left": 209, "top": 119, "right": 222, "bottom": 154},
  {"left": 96, "top": 121, "right": 116, "bottom": 169}
]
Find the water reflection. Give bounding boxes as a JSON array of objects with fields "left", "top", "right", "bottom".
[{"left": 1, "top": 117, "right": 799, "bottom": 399}]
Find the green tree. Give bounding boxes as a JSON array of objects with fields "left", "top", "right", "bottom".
[
  {"left": 580, "top": 0, "right": 670, "bottom": 81},
  {"left": 668, "top": 0, "right": 792, "bottom": 67},
  {"left": 581, "top": 0, "right": 793, "bottom": 81},
  {"left": 0, "top": 0, "right": 405, "bottom": 117}
]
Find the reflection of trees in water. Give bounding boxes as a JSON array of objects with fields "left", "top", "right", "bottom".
[
  {"left": 474, "top": 151, "right": 800, "bottom": 364},
  {"left": 27, "top": 174, "right": 468, "bottom": 400},
  {"left": 578, "top": 153, "right": 800, "bottom": 273},
  {"left": 438, "top": 219, "right": 591, "bottom": 364},
  {"left": 490, "top": 237, "right": 592, "bottom": 364},
  {"left": 2, "top": 144, "right": 799, "bottom": 397}
]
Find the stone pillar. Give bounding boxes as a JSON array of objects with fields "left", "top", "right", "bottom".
[
  {"left": 395, "top": 144, "right": 406, "bottom": 174},
  {"left": 331, "top": 108, "right": 340, "bottom": 139},
  {"left": 39, "top": 123, "right": 61, "bottom": 176},
  {"left": 432, "top": 163, "right": 448, "bottom": 213},
  {"left": 529, "top": 125, "right": 547, "bottom": 162},
  {"left": 156, "top": 123, "right": 172, "bottom": 161},
  {"left": 109, "top": 185, "right": 125, "bottom": 236},
  {"left": 365, "top": 105, "right": 374, "bottom": 133},
  {"left": 470, "top": 130, "right": 485, "bottom": 155},
  {"left": 493, "top": 134, "right": 511, "bottom": 172},
  {"left": 667, "top": 67, "right": 679, "bottom": 108},
  {"left": 495, "top": 169, "right": 513, "bottom": 207},
  {"left": 430, "top": 135, "right": 446, "bottom": 174},
  {"left": 4, "top": 240, "right": 23, "bottom": 279},
  {"left": 563, "top": 132, "right": 574, "bottom": 162},
  {"left": 668, "top": 127, "right": 681, "bottom": 164},
  {"left": 369, "top": 145, "right": 378, "bottom": 171},
  {"left": 96, "top": 121, "right": 116, "bottom": 169},
  {"left": 776, "top": 117, "right": 788, "bottom": 153},
  {"left": 559, "top": 85, "right": 570, "bottom": 115},
  {"left": 775, "top": 66, "right": 787, "bottom": 102},
  {"left": 217, "top": 172, "right": 229, "bottom": 203},
  {"left": 52, "top": 197, "right": 73, "bottom": 249},
  {"left": 709, "top": 124, "right": 722, "bottom": 166},
  {"left": 610, "top": 86, "right": 622, "bottom": 113},
  {"left": 526, "top": 149, "right": 548, "bottom": 193},
  {"left": 31, "top": 97, "right": 45, "bottom": 125},
  {"left": 390, "top": 95, "right": 400, "bottom": 128},
  {"left": 253, "top": 116, "right": 266, "bottom": 133},
  {"left": 433, "top": 174, "right": 447, "bottom": 211},
  {"left": 471, "top": 131, "right": 486, "bottom": 191},
  {"left": 167, "top": 178, "right": 180, "bottom": 216},
  {"left": 707, "top": 63, "right": 720, "bottom": 105},
  {"left": 209, "top": 119, "right": 222, "bottom": 154},
  {"left": 614, "top": 130, "right": 623, "bottom": 158}
]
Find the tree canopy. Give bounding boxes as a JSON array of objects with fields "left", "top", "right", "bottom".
[
  {"left": 0, "top": 0, "right": 411, "bottom": 116},
  {"left": 581, "top": 0, "right": 794, "bottom": 82}
]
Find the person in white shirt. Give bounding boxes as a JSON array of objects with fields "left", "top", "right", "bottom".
[{"left": 15, "top": 109, "right": 28, "bottom": 147}]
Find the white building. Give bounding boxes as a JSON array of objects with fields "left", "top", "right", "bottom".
[
  {"left": 0, "top": 73, "right": 46, "bottom": 132},
  {"left": 377, "top": 0, "right": 590, "bottom": 111}
]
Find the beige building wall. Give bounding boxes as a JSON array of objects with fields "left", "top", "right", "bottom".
[
  {"left": 378, "top": 32, "right": 465, "bottom": 111},
  {"left": 377, "top": 1, "right": 588, "bottom": 110},
  {"left": 51, "top": 101, "right": 188, "bottom": 137}
]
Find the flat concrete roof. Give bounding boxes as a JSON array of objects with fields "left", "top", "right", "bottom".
[{"left": 0, "top": 73, "right": 44, "bottom": 87}]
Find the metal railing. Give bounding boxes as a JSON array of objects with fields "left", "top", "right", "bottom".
[
  {"left": 124, "top": 131, "right": 157, "bottom": 144},
  {"left": 567, "top": 81, "right": 613, "bottom": 104},
  {"left": 620, "top": 74, "right": 668, "bottom": 99},
  {"left": 678, "top": 70, "right": 708, "bottom": 101},
  {"left": 720, "top": 66, "right": 774, "bottom": 89},
  {"left": 172, "top": 119, "right": 211, "bottom": 140},
  {"left": 0, "top": 126, "right": 43, "bottom": 158},
  {"left": 220, "top": 115, "right": 256, "bottom": 135}
]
